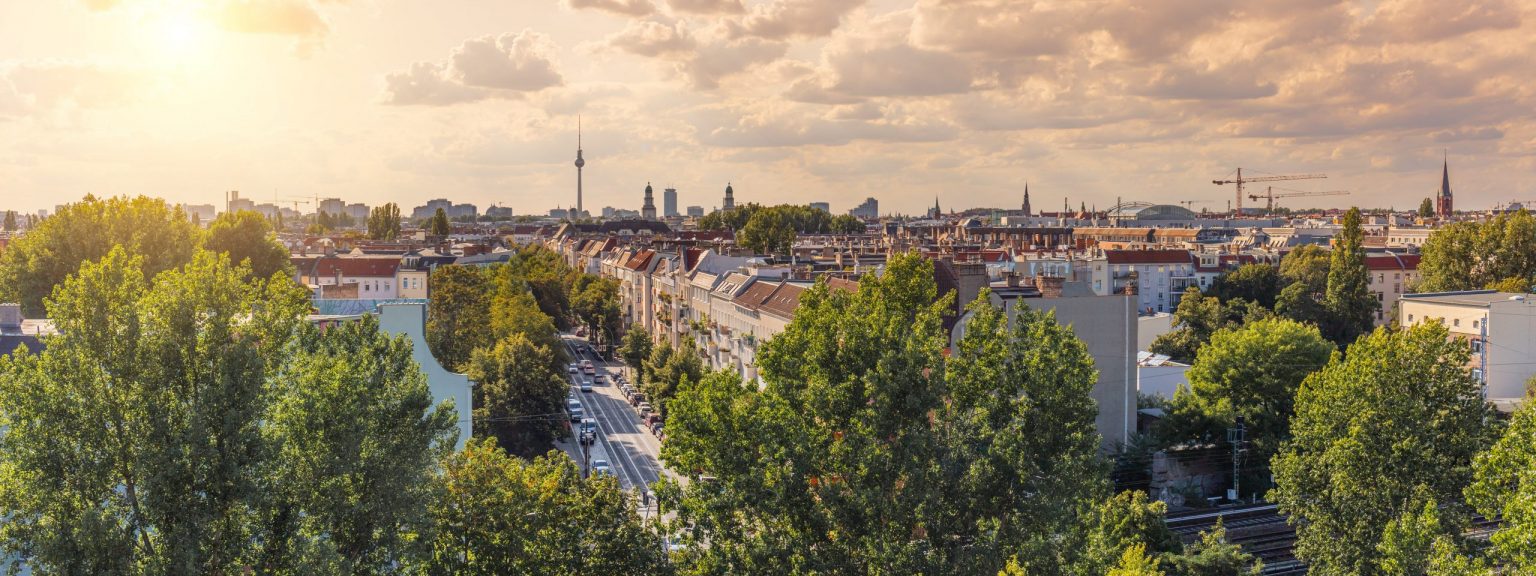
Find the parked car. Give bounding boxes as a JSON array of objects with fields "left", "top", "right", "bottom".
[
  {"left": 644, "top": 413, "right": 663, "bottom": 427},
  {"left": 650, "top": 422, "right": 664, "bottom": 438},
  {"left": 638, "top": 403, "right": 653, "bottom": 419},
  {"left": 591, "top": 459, "right": 612, "bottom": 477},
  {"left": 630, "top": 392, "right": 646, "bottom": 407}
]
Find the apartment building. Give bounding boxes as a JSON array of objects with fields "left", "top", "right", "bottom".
[
  {"left": 1089, "top": 250, "right": 1198, "bottom": 314},
  {"left": 1399, "top": 290, "right": 1536, "bottom": 404}
]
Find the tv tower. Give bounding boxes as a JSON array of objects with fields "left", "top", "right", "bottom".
[{"left": 574, "top": 116, "right": 585, "bottom": 217}]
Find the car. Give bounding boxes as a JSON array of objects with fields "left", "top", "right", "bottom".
[
  {"left": 580, "top": 379, "right": 594, "bottom": 393},
  {"left": 580, "top": 417, "right": 598, "bottom": 435},
  {"left": 650, "top": 422, "right": 664, "bottom": 438},
  {"left": 591, "top": 459, "right": 613, "bottom": 477},
  {"left": 638, "top": 403, "right": 653, "bottom": 419},
  {"left": 568, "top": 364, "right": 579, "bottom": 374},
  {"left": 567, "top": 399, "right": 584, "bottom": 422},
  {"left": 644, "top": 413, "right": 663, "bottom": 427},
  {"left": 630, "top": 392, "right": 645, "bottom": 406},
  {"left": 593, "top": 374, "right": 606, "bottom": 385}
]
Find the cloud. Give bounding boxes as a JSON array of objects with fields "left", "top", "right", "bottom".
[
  {"left": 0, "top": 62, "right": 148, "bottom": 116},
  {"left": 564, "top": 0, "right": 655, "bottom": 17},
  {"left": 911, "top": 0, "right": 1081, "bottom": 58},
  {"left": 1139, "top": 64, "right": 1278, "bottom": 100},
  {"left": 665, "top": 0, "right": 743, "bottom": 15},
  {"left": 730, "top": 0, "right": 865, "bottom": 40},
  {"left": 1431, "top": 126, "right": 1505, "bottom": 142},
  {"left": 606, "top": 20, "right": 697, "bottom": 57},
  {"left": 383, "top": 30, "right": 564, "bottom": 105},
  {"left": 1367, "top": 0, "right": 1522, "bottom": 43},
  {"left": 679, "top": 36, "right": 787, "bottom": 89},
  {"left": 215, "top": 0, "right": 329, "bottom": 38}
]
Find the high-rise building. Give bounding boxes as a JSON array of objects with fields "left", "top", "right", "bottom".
[
  {"left": 642, "top": 183, "right": 657, "bottom": 220},
  {"left": 486, "top": 206, "right": 513, "bottom": 219},
  {"left": 226, "top": 190, "right": 255, "bottom": 214},
  {"left": 574, "top": 119, "right": 585, "bottom": 216},
  {"left": 318, "top": 198, "right": 344, "bottom": 216},
  {"left": 1435, "top": 157, "right": 1454, "bottom": 217},
  {"left": 809, "top": 202, "right": 830, "bottom": 212},
  {"left": 180, "top": 203, "right": 216, "bottom": 223},
  {"left": 344, "top": 203, "right": 370, "bottom": 221},
  {"left": 664, "top": 188, "right": 678, "bottom": 217},
  {"left": 686, "top": 206, "right": 704, "bottom": 217},
  {"left": 723, "top": 183, "right": 735, "bottom": 210},
  {"left": 849, "top": 197, "right": 878, "bottom": 219}
]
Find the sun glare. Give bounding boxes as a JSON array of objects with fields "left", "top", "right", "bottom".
[{"left": 138, "top": 2, "right": 214, "bottom": 63}]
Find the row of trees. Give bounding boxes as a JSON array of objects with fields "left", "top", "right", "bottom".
[
  {"left": 1416, "top": 209, "right": 1536, "bottom": 293},
  {"left": 0, "top": 195, "right": 292, "bottom": 316},
  {"left": 698, "top": 203, "right": 866, "bottom": 255}
]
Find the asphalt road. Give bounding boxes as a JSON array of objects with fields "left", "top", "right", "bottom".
[{"left": 561, "top": 335, "right": 672, "bottom": 501}]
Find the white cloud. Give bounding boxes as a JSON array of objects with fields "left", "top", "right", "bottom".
[
  {"left": 383, "top": 30, "right": 564, "bottom": 105},
  {"left": 729, "top": 0, "right": 865, "bottom": 40},
  {"left": 564, "top": 0, "right": 655, "bottom": 17}
]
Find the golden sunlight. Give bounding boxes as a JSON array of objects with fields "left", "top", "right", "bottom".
[{"left": 136, "top": 1, "right": 214, "bottom": 63}]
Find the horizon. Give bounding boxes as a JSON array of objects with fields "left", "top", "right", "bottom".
[{"left": 3, "top": 1, "right": 1533, "bottom": 215}]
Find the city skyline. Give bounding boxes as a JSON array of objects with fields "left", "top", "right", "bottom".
[{"left": 3, "top": 1, "right": 1536, "bottom": 216}]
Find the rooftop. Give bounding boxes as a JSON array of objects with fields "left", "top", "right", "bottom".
[{"left": 1401, "top": 290, "right": 1530, "bottom": 306}]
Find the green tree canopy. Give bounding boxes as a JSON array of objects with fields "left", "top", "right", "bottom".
[
  {"left": 1162, "top": 318, "right": 1333, "bottom": 467},
  {"left": 1417, "top": 209, "right": 1536, "bottom": 293},
  {"left": 367, "top": 202, "right": 402, "bottom": 240},
  {"left": 1166, "top": 520, "right": 1262, "bottom": 576},
  {"left": 465, "top": 333, "right": 569, "bottom": 458},
  {"left": 1148, "top": 288, "right": 1268, "bottom": 363},
  {"left": 1419, "top": 198, "right": 1435, "bottom": 218},
  {"left": 0, "top": 247, "right": 458, "bottom": 573},
  {"left": 641, "top": 339, "right": 703, "bottom": 418},
  {"left": 0, "top": 195, "right": 200, "bottom": 315},
  {"left": 430, "top": 207, "right": 451, "bottom": 237},
  {"left": 1274, "top": 244, "right": 1331, "bottom": 327},
  {"left": 571, "top": 275, "right": 622, "bottom": 348},
  {"left": 1270, "top": 322, "right": 1492, "bottom": 575},
  {"left": 204, "top": 209, "right": 293, "bottom": 281},
  {"left": 1323, "top": 207, "right": 1378, "bottom": 346},
  {"left": 426, "top": 264, "right": 494, "bottom": 371},
  {"left": 1, "top": 210, "right": 15, "bottom": 232},
  {"left": 426, "top": 439, "right": 671, "bottom": 575},
  {"left": 659, "top": 253, "right": 1105, "bottom": 574},
  {"left": 617, "top": 328, "right": 653, "bottom": 374},
  {"left": 1208, "top": 264, "right": 1279, "bottom": 309},
  {"left": 1467, "top": 397, "right": 1536, "bottom": 571},
  {"left": 737, "top": 207, "right": 797, "bottom": 255}
]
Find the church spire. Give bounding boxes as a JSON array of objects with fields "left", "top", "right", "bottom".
[
  {"left": 1436, "top": 151, "right": 1454, "bottom": 217},
  {"left": 1022, "top": 182, "right": 1032, "bottom": 216}
]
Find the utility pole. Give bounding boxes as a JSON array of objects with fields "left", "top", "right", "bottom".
[
  {"left": 1480, "top": 319, "right": 1488, "bottom": 401},
  {"left": 1228, "top": 415, "right": 1247, "bottom": 502}
]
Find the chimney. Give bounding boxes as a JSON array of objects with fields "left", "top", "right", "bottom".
[
  {"left": 1035, "top": 275, "right": 1064, "bottom": 298},
  {"left": 1005, "top": 272, "right": 1020, "bottom": 288},
  {"left": 0, "top": 303, "right": 21, "bottom": 333}
]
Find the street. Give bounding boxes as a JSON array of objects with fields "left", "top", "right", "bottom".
[{"left": 558, "top": 334, "right": 674, "bottom": 503}]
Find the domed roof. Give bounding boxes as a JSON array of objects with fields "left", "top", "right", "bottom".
[
  {"left": 726, "top": 183, "right": 734, "bottom": 194},
  {"left": 645, "top": 182, "right": 653, "bottom": 192},
  {"left": 1136, "top": 204, "right": 1197, "bottom": 220}
]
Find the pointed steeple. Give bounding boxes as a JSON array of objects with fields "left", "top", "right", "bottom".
[
  {"left": 1436, "top": 152, "right": 1454, "bottom": 217},
  {"left": 933, "top": 196, "right": 941, "bottom": 218},
  {"left": 1022, "top": 182, "right": 1031, "bottom": 216}
]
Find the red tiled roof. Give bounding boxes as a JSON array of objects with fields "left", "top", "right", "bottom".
[
  {"left": 826, "top": 277, "right": 860, "bottom": 293},
  {"left": 624, "top": 250, "right": 656, "bottom": 271},
  {"left": 733, "top": 281, "right": 780, "bottom": 311},
  {"left": 759, "top": 283, "right": 806, "bottom": 319},
  {"left": 1105, "top": 249, "right": 1193, "bottom": 265},
  {"left": 315, "top": 257, "right": 400, "bottom": 278}
]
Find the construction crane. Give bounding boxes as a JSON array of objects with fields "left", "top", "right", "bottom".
[
  {"left": 1212, "top": 168, "right": 1326, "bottom": 215},
  {"left": 1176, "top": 200, "right": 1209, "bottom": 208},
  {"left": 1248, "top": 187, "right": 1349, "bottom": 215}
]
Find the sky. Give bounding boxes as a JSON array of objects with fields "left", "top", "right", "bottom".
[{"left": 2, "top": 0, "right": 1535, "bottom": 217}]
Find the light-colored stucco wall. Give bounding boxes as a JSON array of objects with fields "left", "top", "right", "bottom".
[{"left": 378, "top": 303, "right": 473, "bottom": 450}]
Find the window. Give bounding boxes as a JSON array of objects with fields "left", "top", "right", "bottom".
[
  {"left": 1408, "top": 314, "right": 1415, "bottom": 322},
  {"left": 1471, "top": 339, "right": 1483, "bottom": 353},
  {"left": 1472, "top": 368, "right": 1484, "bottom": 381},
  {"left": 1454, "top": 319, "right": 1461, "bottom": 327},
  {"left": 1473, "top": 320, "right": 1480, "bottom": 329}
]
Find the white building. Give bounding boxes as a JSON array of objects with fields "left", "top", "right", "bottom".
[
  {"left": 1089, "top": 250, "right": 1197, "bottom": 314},
  {"left": 1399, "top": 290, "right": 1536, "bottom": 406}
]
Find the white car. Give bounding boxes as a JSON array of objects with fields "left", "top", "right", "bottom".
[
  {"left": 568, "top": 364, "right": 579, "bottom": 374},
  {"left": 580, "top": 379, "right": 594, "bottom": 393},
  {"left": 591, "top": 459, "right": 613, "bottom": 477}
]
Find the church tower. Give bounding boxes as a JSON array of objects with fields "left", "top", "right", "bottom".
[
  {"left": 1022, "top": 183, "right": 1032, "bottom": 216},
  {"left": 723, "top": 183, "right": 735, "bottom": 210},
  {"left": 1435, "top": 156, "right": 1454, "bottom": 217},
  {"left": 642, "top": 182, "right": 657, "bottom": 220}
]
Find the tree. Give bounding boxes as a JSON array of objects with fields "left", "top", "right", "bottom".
[
  {"left": 426, "top": 265, "right": 494, "bottom": 371},
  {"left": 571, "top": 276, "right": 622, "bottom": 349},
  {"left": 830, "top": 213, "right": 866, "bottom": 234},
  {"left": 1077, "top": 491, "right": 1182, "bottom": 575},
  {"left": 1377, "top": 494, "right": 1457, "bottom": 576},
  {"left": 1, "top": 210, "right": 15, "bottom": 232},
  {"left": 1275, "top": 245, "right": 1330, "bottom": 327},
  {"left": 660, "top": 254, "right": 1105, "bottom": 574},
  {"left": 1162, "top": 318, "right": 1333, "bottom": 469},
  {"left": 1419, "top": 198, "right": 1435, "bottom": 218},
  {"left": 1108, "top": 545, "right": 1165, "bottom": 576},
  {"left": 1323, "top": 207, "right": 1378, "bottom": 346},
  {"left": 737, "top": 207, "right": 796, "bottom": 255},
  {"left": 617, "top": 328, "right": 653, "bottom": 374},
  {"left": 1270, "top": 323, "right": 1492, "bottom": 575},
  {"left": 1417, "top": 210, "right": 1536, "bottom": 292},
  {"left": 427, "top": 439, "right": 671, "bottom": 575},
  {"left": 465, "top": 334, "right": 569, "bottom": 457},
  {"left": 1149, "top": 287, "right": 1268, "bottom": 363},
  {"left": 254, "top": 316, "right": 459, "bottom": 573},
  {"left": 1208, "top": 264, "right": 1279, "bottom": 309},
  {"left": 431, "top": 207, "right": 451, "bottom": 237},
  {"left": 1166, "top": 520, "right": 1262, "bottom": 576},
  {"left": 1466, "top": 398, "right": 1536, "bottom": 571},
  {"left": 205, "top": 210, "right": 294, "bottom": 281},
  {"left": 368, "top": 202, "right": 402, "bottom": 240},
  {"left": 641, "top": 340, "right": 702, "bottom": 418},
  {"left": 0, "top": 195, "right": 200, "bottom": 316}
]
